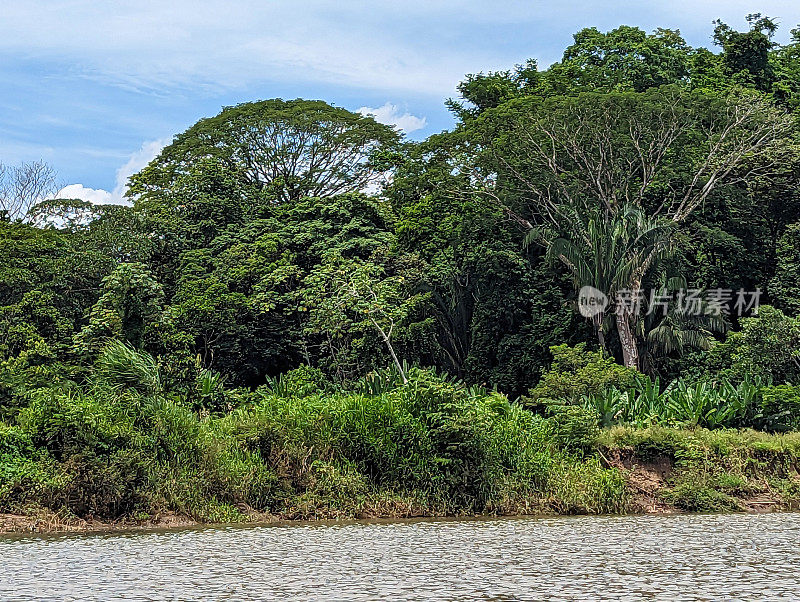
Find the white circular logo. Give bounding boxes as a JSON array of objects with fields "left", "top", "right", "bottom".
[{"left": 578, "top": 285, "right": 608, "bottom": 318}]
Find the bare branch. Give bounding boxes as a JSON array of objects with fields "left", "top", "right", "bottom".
[{"left": 0, "top": 160, "right": 59, "bottom": 221}]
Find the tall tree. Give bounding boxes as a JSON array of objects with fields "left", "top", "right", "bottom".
[
  {"left": 0, "top": 161, "right": 59, "bottom": 222},
  {"left": 129, "top": 99, "right": 399, "bottom": 204},
  {"left": 713, "top": 14, "right": 777, "bottom": 92},
  {"left": 547, "top": 26, "right": 692, "bottom": 93},
  {"left": 536, "top": 205, "right": 675, "bottom": 367},
  {"left": 470, "top": 86, "right": 792, "bottom": 368}
]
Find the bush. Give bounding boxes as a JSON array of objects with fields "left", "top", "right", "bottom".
[
  {"left": 544, "top": 403, "right": 600, "bottom": 454},
  {"left": 263, "top": 365, "right": 333, "bottom": 398},
  {"left": 0, "top": 424, "right": 63, "bottom": 513},
  {"left": 662, "top": 481, "right": 742, "bottom": 512},
  {"left": 220, "top": 368, "right": 626, "bottom": 515},
  {"left": 4, "top": 382, "right": 280, "bottom": 521},
  {"left": 759, "top": 385, "right": 800, "bottom": 432},
  {"left": 230, "top": 369, "right": 554, "bottom": 510},
  {"left": 706, "top": 306, "right": 800, "bottom": 384},
  {"left": 526, "top": 343, "right": 641, "bottom": 405}
]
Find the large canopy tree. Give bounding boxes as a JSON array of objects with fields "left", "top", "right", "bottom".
[
  {"left": 469, "top": 86, "right": 793, "bottom": 369},
  {"left": 129, "top": 99, "right": 399, "bottom": 204},
  {"left": 547, "top": 25, "right": 693, "bottom": 94}
]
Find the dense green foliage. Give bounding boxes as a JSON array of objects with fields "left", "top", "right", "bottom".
[
  {"left": 4, "top": 16, "right": 800, "bottom": 525},
  {"left": 0, "top": 348, "right": 627, "bottom": 521}
]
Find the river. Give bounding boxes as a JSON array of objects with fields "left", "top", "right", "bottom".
[{"left": 1, "top": 513, "right": 799, "bottom": 600}]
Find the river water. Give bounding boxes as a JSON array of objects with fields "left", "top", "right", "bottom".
[{"left": 1, "top": 513, "right": 799, "bottom": 601}]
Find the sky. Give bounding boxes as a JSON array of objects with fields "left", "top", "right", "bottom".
[{"left": 3, "top": 1, "right": 800, "bottom": 204}]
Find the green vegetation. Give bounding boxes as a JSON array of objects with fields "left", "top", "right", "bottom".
[
  {"left": 0, "top": 348, "right": 628, "bottom": 522},
  {"left": 599, "top": 427, "right": 800, "bottom": 512},
  {"left": 4, "top": 16, "right": 800, "bottom": 528}
]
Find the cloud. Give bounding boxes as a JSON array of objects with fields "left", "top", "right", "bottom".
[
  {"left": 56, "top": 138, "right": 168, "bottom": 205},
  {"left": 358, "top": 103, "right": 427, "bottom": 134},
  {"left": 8, "top": 0, "right": 800, "bottom": 200},
  {"left": 3, "top": 2, "right": 800, "bottom": 98},
  {"left": 56, "top": 183, "right": 115, "bottom": 205},
  {"left": 111, "top": 138, "right": 169, "bottom": 198},
  {"left": 0, "top": 2, "right": 529, "bottom": 97}
]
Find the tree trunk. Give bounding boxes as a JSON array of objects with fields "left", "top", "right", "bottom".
[
  {"left": 615, "top": 310, "right": 640, "bottom": 370},
  {"left": 370, "top": 317, "right": 408, "bottom": 384},
  {"left": 593, "top": 313, "right": 606, "bottom": 353}
]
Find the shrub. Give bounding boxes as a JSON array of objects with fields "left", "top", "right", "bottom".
[
  {"left": 526, "top": 343, "right": 641, "bottom": 404},
  {"left": 662, "top": 481, "right": 742, "bottom": 512},
  {"left": 547, "top": 456, "right": 628, "bottom": 514},
  {"left": 263, "top": 365, "right": 333, "bottom": 398},
  {"left": 759, "top": 385, "right": 800, "bottom": 432},
  {"left": 0, "top": 424, "right": 64, "bottom": 513},
  {"left": 706, "top": 306, "right": 800, "bottom": 384},
  {"left": 544, "top": 403, "right": 600, "bottom": 454}
]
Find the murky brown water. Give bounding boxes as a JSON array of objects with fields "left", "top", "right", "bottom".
[{"left": 1, "top": 513, "right": 799, "bottom": 601}]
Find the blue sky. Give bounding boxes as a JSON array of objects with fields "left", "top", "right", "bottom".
[{"left": 4, "top": 1, "right": 800, "bottom": 203}]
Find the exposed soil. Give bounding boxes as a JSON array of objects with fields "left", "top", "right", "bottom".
[
  {"left": 0, "top": 511, "right": 202, "bottom": 535},
  {"left": 599, "top": 448, "right": 677, "bottom": 514},
  {"left": 599, "top": 447, "right": 800, "bottom": 515}
]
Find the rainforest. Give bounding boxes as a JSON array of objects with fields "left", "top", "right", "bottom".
[{"left": 4, "top": 16, "right": 800, "bottom": 531}]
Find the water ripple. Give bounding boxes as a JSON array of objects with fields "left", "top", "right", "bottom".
[{"left": 1, "top": 513, "right": 799, "bottom": 601}]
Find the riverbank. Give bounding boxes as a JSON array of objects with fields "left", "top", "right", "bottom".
[
  {"left": 5, "top": 368, "right": 800, "bottom": 534},
  {"left": 4, "top": 425, "right": 799, "bottom": 534},
  {"left": 599, "top": 426, "right": 800, "bottom": 514}
]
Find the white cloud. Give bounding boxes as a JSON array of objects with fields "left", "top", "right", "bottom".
[
  {"left": 0, "top": 2, "right": 529, "bottom": 97},
  {"left": 56, "top": 138, "right": 168, "bottom": 205},
  {"left": 56, "top": 183, "right": 115, "bottom": 205},
  {"left": 3, "top": 1, "right": 800, "bottom": 98},
  {"left": 111, "top": 138, "right": 169, "bottom": 198},
  {"left": 358, "top": 103, "right": 427, "bottom": 134}
]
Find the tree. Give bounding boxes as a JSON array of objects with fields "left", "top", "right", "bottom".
[
  {"left": 129, "top": 99, "right": 400, "bottom": 204},
  {"left": 707, "top": 305, "right": 800, "bottom": 384},
  {"left": 448, "top": 59, "right": 542, "bottom": 119},
  {"left": 0, "top": 161, "right": 59, "bottom": 222},
  {"left": 546, "top": 26, "right": 692, "bottom": 93},
  {"left": 713, "top": 14, "right": 777, "bottom": 92},
  {"left": 533, "top": 205, "right": 675, "bottom": 367},
  {"left": 639, "top": 275, "right": 728, "bottom": 375},
  {"left": 304, "top": 254, "right": 420, "bottom": 383},
  {"left": 0, "top": 220, "right": 114, "bottom": 361},
  {"left": 386, "top": 133, "right": 585, "bottom": 394},
  {"left": 137, "top": 191, "right": 398, "bottom": 385},
  {"left": 470, "top": 86, "right": 792, "bottom": 368},
  {"left": 73, "top": 263, "right": 166, "bottom": 355},
  {"left": 769, "top": 222, "right": 800, "bottom": 316},
  {"left": 771, "top": 26, "right": 800, "bottom": 108}
]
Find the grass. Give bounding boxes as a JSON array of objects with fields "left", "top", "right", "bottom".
[
  {"left": 0, "top": 367, "right": 629, "bottom": 525},
  {"left": 4, "top": 344, "right": 800, "bottom": 530},
  {"left": 599, "top": 426, "right": 800, "bottom": 512}
]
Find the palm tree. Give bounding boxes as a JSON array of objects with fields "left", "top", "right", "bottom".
[
  {"left": 528, "top": 204, "right": 675, "bottom": 369},
  {"left": 638, "top": 274, "right": 728, "bottom": 375}
]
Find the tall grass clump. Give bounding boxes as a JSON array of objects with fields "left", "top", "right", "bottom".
[
  {"left": 0, "top": 345, "right": 629, "bottom": 523},
  {"left": 221, "top": 367, "right": 627, "bottom": 516}
]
